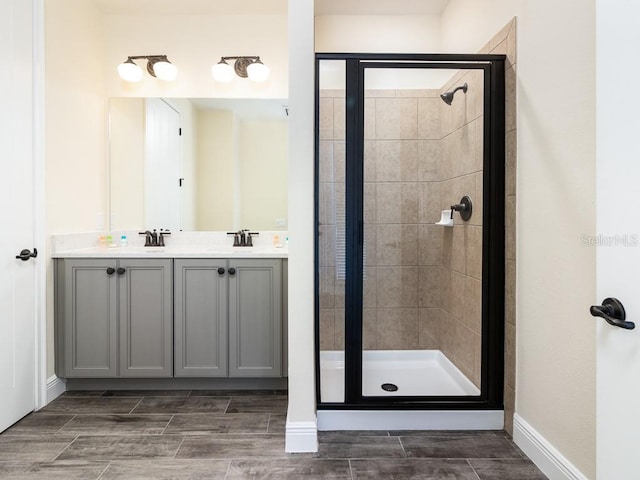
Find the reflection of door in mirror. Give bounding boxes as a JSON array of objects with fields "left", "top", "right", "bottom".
[
  {"left": 145, "top": 99, "right": 182, "bottom": 230},
  {"left": 109, "top": 98, "right": 289, "bottom": 232}
]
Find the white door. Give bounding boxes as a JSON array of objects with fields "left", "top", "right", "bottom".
[
  {"left": 596, "top": 0, "right": 640, "bottom": 477},
  {"left": 144, "top": 99, "right": 182, "bottom": 231},
  {"left": 0, "top": 0, "right": 37, "bottom": 432}
]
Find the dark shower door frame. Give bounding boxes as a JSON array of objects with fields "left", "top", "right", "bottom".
[{"left": 315, "top": 53, "right": 506, "bottom": 411}]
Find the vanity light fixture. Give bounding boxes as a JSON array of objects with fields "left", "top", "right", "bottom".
[
  {"left": 117, "top": 55, "right": 178, "bottom": 82},
  {"left": 212, "top": 56, "right": 269, "bottom": 83}
]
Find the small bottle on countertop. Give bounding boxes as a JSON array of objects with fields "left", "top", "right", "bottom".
[
  {"left": 120, "top": 234, "right": 128, "bottom": 247},
  {"left": 273, "top": 234, "right": 282, "bottom": 248}
]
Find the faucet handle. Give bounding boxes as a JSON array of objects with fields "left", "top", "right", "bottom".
[
  {"left": 158, "top": 229, "right": 171, "bottom": 247},
  {"left": 139, "top": 230, "right": 153, "bottom": 247}
]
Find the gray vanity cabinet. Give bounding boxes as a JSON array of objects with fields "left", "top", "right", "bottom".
[
  {"left": 118, "top": 259, "right": 173, "bottom": 377},
  {"left": 56, "top": 258, "right": 173, "bottom": 378},
  {"left": 57, "top": 259, "right": 118, "bottom": 377},
  {"left": 174, "top": 259, "right": 228, "bottom": 377},
  {"left": 229, "top": 259, "right": 282, "bottom": 377}
]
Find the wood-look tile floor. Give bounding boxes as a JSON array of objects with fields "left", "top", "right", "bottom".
[{"left": 0, "top": 390, "right": 547, "bottom": 479}]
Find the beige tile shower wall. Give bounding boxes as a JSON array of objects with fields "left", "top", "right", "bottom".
[
  {"left": 486, "top": 18, "right": 517, "bottom": 436},
  {"left": 318, "top": 88, "right": 448, "bottom": 355},
  {"left": 318, "top": 89, "right": 345, "bottom": 351},
  {"left": 435, "top": 69, "right": 485, "bottom": 388}
]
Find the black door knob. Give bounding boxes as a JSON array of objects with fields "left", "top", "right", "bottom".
[
  {"left": 106, "top": 267, "right": 116, "bottom": 275},
  {"left": 218, "top": 267, "right": 225, "bottom": 275},
  {"left": 590, "top": 297, "right": 635, "bottom": 330},
  {"left": 228, "top": 267, "right": 236, "bottom": 275},
  {"left": 117, "top": 267, "right": 126, "bottom": 275},
  {"left": 15, "top": 248, "right": 38, "bottom": 261}
]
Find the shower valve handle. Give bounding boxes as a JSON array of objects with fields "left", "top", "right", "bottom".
[{"left": 450, "top": 196, "right": 473, "bottom": 221}]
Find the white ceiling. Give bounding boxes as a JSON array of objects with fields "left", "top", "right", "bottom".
[
  {"left": 189, "top": 98, "right": 289, "bottom": 120},
  {"left": 94, "top": 0, "right": 449, "bottom": 16}
]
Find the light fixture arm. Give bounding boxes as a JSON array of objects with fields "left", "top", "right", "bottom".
[
  {"left": 125, "top": 55, "right": 171, "bottom": 78},
  {"left": 219, "top": 56, "right": 262, "bottom": 78}
]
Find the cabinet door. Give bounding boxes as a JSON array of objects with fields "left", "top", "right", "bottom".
[
  {"left": 118, "top": 259, "right": 173, "bottom": 377},
  {"left": 174, "top": 259, "right": 228, "bottom": 377},
  {"left": 229, "top": 259, "right": 282, "bottom": 377},
  {"left": 61, "top": 259, "right": 118, "bottom": 377}
]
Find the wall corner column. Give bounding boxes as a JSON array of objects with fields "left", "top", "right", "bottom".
[{"left": 286, "top": 0, "right": 318, "bottom": 453}]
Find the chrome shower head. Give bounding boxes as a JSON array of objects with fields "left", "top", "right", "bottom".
[{"left": 440, "top": 83, "right": 468, "bottom": 105}]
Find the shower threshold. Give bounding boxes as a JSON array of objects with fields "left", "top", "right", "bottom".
[
  {"left": 318, "top": 350, "right": 502, "bottom": 431},
  {"left": 320, "top": 349, "right": 481, "bottom": 403}
]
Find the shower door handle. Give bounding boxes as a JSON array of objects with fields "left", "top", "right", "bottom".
[{"left": 590, "top": 297, "right": 635, "bottom": 330}]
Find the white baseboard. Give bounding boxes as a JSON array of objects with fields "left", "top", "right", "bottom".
[
  {"left": 513, "top": 413, "right": 589, "bottom": 480},
  {"left": 45, "top": 375, "right": 66, "bottom": 405},
  {"left": 285, "top": 419, "right": 318, "bottom": 453},
  {"left": 318, "top": 410, "right": 504, "bottom": 431}
]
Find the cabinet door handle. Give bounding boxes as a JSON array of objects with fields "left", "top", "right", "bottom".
[
  {"left": 117, "top": 267, "right": 126, "bottom": 275},
  {"left": 228, "top": 267, "right": 236, "bottom": 275},
  {"left": 217, "top": 267, "right": 225, "bottom": 275},
  {"left": 106, "top": 267, "right": 115, "bottom": 275}
]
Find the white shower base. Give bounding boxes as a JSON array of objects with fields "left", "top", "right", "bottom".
[
  {"left": 318, "top": 349, "right": 503, "bottom": 431},
  {"left": 320, "top": 349, "right": 480, "bottom": 402}
]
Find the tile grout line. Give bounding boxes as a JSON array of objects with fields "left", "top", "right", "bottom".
[
  {"left": 160, "top": 414, "right": 175, "bottom": 435},
  {"left": 127, "top": 397, "right": 145, "bottom": 415},
  {"left": 95, "top": 462, "right": 111, "bottom": 480},
  {"left": 223, "top": 459, "right": 232, "bottom": 480},
  {"left": 171, "top": 435, "right": 187, "bottom": 460},
  {"left": 53, "top": 414, "right": 77, "bottom": 434},
  {"left": 397, "top": 435, "right": 408, "bottom": 458},
  {"left": 50, "top": 433, "right": 80, "bottom": 461},
  {"left": 466, "top": 459, "right": 483, "bottom": 480}
]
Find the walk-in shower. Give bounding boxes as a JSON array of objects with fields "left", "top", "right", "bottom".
[{"left": 315, "top": 53, "right": 505, "bottom": 429}]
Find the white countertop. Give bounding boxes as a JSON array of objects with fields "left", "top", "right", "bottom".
[
  {"left": 51, "top": 231, "right": 289, "bottom": 259},
  {"left": 52, "top": 245, "right": 288, "bottom": 259}
]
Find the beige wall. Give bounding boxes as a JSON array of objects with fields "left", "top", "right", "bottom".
[
  {"left": 104, "top": 13, "right": 288, "bottom": 99},
  {"left": 196, "top": 110, "right": 235, "bottom": 230},
  {"left": 442, "top": 2, "right": 596, "bottom": 477},
  {"left": 45, "top": 0, "right": 107, "bottom": 377},
  {"left": 316, "top": 15, "right": 441, "bottom": 53},
  {"left": 238, "top": 120, "right": 288, "bottom": 230}
]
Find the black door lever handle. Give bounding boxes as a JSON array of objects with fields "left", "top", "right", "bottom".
[
  {"left": 16, "top": 248, "right": 37, "bottom": 261},
  {"left": 590, "top": 297, "right": 635, "bottom": 330}
]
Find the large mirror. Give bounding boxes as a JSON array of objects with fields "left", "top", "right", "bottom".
[{"left": 109, "top": 97, "right": 289, "bottom": 232}]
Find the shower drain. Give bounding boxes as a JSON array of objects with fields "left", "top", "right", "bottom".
[{"left": 381, "top": 383, "right": 398, "bottom": 392}]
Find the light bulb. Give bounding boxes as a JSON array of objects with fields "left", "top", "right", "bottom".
[
  {"left": 212, "top": 60, "right": 234, "bottom": 82},
  {"left": 117, "top": 59, "right": 143, "bottom": 82},
  {"left": 153, "top": 60, "right": 178, "bottom": 81},
  {"left": 247, "top": 60, "right": 269, "bottom": 82}
]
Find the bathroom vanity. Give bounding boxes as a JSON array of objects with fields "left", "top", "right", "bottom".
[{"left": 53, "top": 236, "right": 288, "bottom": 389}]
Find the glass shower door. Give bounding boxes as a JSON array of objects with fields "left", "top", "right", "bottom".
[
  {"left": 360, "top": 66, "right": 484, "bottom": 399},
  {"left": 316, "top": 53, "right": 505, "bottom": 409}
]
